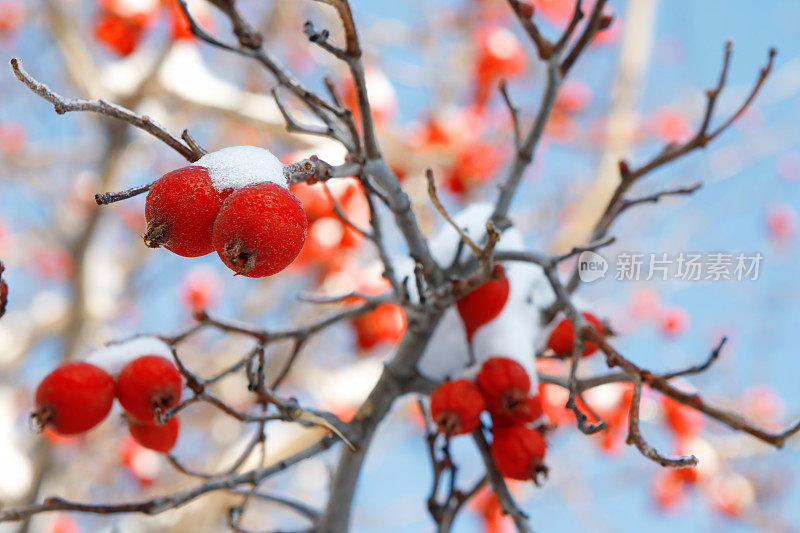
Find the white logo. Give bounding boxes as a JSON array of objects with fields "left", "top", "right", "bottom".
[{"left": 578, "top": 251, "right": 608, "bottom": 283}]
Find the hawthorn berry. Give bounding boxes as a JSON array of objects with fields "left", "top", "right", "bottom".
[
  {"left": 661, "top": 395, "right": 703, "bottom": 439},
  {"left": 212, "top": 182, "right": 308, "bottom": 277},
  {"left": 33, "top": 362, "right": 115, "bottom": 435},
  {"left": 144, "top": 166, "right": 225, "bottom": 257},
  {"left": 351, "top": 302, "right": 407, "bottom": 350},
  {"left": 456, "top": 266, "right": 510, "bottom": 342},
  {"left": 116, "top": 355, "right": 182, "bottom": 423},
  {"left": 476, "top": 357, "right": 537, "bottom": 426},
  {"left": 93, "top": 11, "right": 147, "bottom": 56},
  {"left": 430, "top": 379, "right": 486, "bottom": 436},
  {"left": 490, "top": 425, "right": 548, "bottom": 482},
  {"left": 546, "top": 312, "right": 606, "bottom": 357},
  {"left": 658, "top": 306, "right": 690, "bottom": 336},
  {"left": 128, "top": 416, "right": 180, "bottom": 453}
]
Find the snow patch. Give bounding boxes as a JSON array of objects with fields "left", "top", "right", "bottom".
[
  {"left": 197, "top": 146, "right": 286, "bottom": 193},
  {"left": 416, "top": 202, "right": 553, "bottom": 383},
  {"left": 85, "top": 336, "right": 172, "bottom": 376}
]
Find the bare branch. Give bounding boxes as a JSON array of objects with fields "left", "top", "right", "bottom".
[
  {"left": 662, "top": 336, "right": 727, "bottom": 380},
  {"left": 499, "top": 80, "right": 522, "bottom": 148},
  {"left": 626, "top": 374, "right": 699, "bottom": 467},
  {"left": 426, "top": 169, "right": 483, "bottom": 257},
  {"left": 0, "top": 437, "right": 336, "bottom": 523},
  {"left": 10, "top": 58, "right": 203, "bottom": 162},
  {"left": 566, "top": 43, "right": 776, "bottom": 293},
  {"left": 560, "top": 0, "right": 608, "bottom": 75},
  {"left": 506, "top": 0, "right": 554, "bottom": 59}
]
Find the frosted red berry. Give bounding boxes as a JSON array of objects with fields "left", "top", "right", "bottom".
[
  {"left": 128, "top": 416, "right": 180, "bottom": 453},
  {"left": 144, "top": 166, "right": 225, "bottom": 257},
  {"left": 546, "top": 312, "right": 606, "bottom": 357},
  {"left": 456, "top": 266, "right": 510, "bottom": 342},
  {"left": 476, "top": 357, "right": 535, "bottom": 426},
  {"left": 430, "top": 379, "right": 486, "bottom": 436},
  {"left": 116, "top": 355, "right": 182, "bottom": 423},
  {"left": 33, "top": 362, "right": 115, "bottom": 435},
  {"left": 212, "top": 182, "right": 308, "bottom": 277},
  {"left": 490, "top": 425, "right": 548, "bottom": 482}
]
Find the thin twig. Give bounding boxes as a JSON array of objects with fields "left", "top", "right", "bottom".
[{"left": 10, "top": 58, "right": 203, "bottom": 162}]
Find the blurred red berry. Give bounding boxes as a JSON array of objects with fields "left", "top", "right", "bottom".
[
  {"left": 766, "top": 203, "right": 797, "bottom": 241},
  {"left": 180, "top": 267, "right": 221, "bottom": 312},
  {"left": 710, "top": 474, "right": 754, "bottom": 518},
  {"left": 430, "top": 379, "right": 486, "bottom": 436},
  {"left": 652, "top": 468, "right": 686, "bottom": 511},
  {"left": 128, "top": 416, "right": 179, "bottom": 453},
  {"left": 477, "top": 357, "right": 536, "bottom": 426},
  {"left": 661, "top": 395, "right": 703, "bottom": 439},
  {"left": 546, "top": 312, "right": 606, "bottom": 357},
  {"left": 351, "top": 302, "right": 407, "bottom": 350},
  {"left": 658, "top": 306, "right": 689, "bottom": 336},
  {"left": 651, "top": 107, "right": 692, "bottom": 143},
  {"left": 0, "top": 121, "right": 26, "bottom": 153},
  {"left": 94, "top": 12, "right": 147, "bottom": 56},
  {"left": 490, "top": 425, "right": 547, "bottom": 482}
]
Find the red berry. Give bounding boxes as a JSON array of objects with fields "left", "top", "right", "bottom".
[
  {"left": 476, "top": 357, "right": 533, "bottom": 426},
  {"left": 33, "top": 362, "right": 115, "bottom": 435},
  {"left": 490, "top": 425, "right": 547, "bottom": 482},
  {"left": 351, "top": 303, "right": 406, "bottom": 350},
  {"left": 93, "top": 12, "right": 146, "bottom": 56},
  {"left": 116, "top": 355, "right": 182, "bottom": 423},
  {"left": 212, "top": 182, "right": 308, "bottom": 277},
  {"left": 658, "top": 306, "right": 689, "bottom": 336},
  {"left": 430, "top": 379, "right": 486, "bottom": 436},
  {"left": 661, "top": 396, "right": 703, "bottom": 439},
  {"left": 144, "top": 166, "right": 225, "bottom": 257},
  {"left": 128, "top": 416, "right": 180, "bottom": 453},
  {"left": 546, "top": 312, "right": 605, "bottom": 357},
  {"left": 456, "top": 268, "right": 510, "bottom": 342},
  {"left": 652, "top": 468, "right": 686, "bottom": 511}
]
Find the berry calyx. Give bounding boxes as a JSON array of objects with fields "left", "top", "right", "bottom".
[
  {"left": 546, "top": 312, "right": 606, "bottom": 357},
  {"left": 490, "top": 425, "right": 548, "bottom": 483},
  {"left": 144, "top": 166, "right": 225, "bottom": 257},
  {"left": 476, "top": 357, "right": 535, "bottom": 426},
  {"left": 128, "top": 416, "right": 180, "bottom": 453},
  {"left": 212, "top": 182, "right": 308, "bottom": 277},
  {"left": 33, "top": 362, "right": 115, "bottom": 435},
  {"left": 430, "top": 379, "right": 486, "bottom": 436},
  {"left": 456, "top": 266, "right": 510, "bottom": 342},
  {"left": 116, "top": 355, "right": 182, "bottom": 423}
]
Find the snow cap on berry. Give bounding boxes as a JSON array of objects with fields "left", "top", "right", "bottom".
[
  {"left": 85, "top": 336, "right": 172, "bottom": 377},
  {"left": 197, "top": 146, "right": 287, "bottom": 193}
]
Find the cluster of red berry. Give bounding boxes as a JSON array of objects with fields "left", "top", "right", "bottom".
[
  {"left": 144, "top": 164, "right": 308, "bottom": 277},
  {"left": 32, "top": 355, "right": 182, "bottom": 453},
  {"left": 430, "top": 357, "right": 547, "bottom": 483}
]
